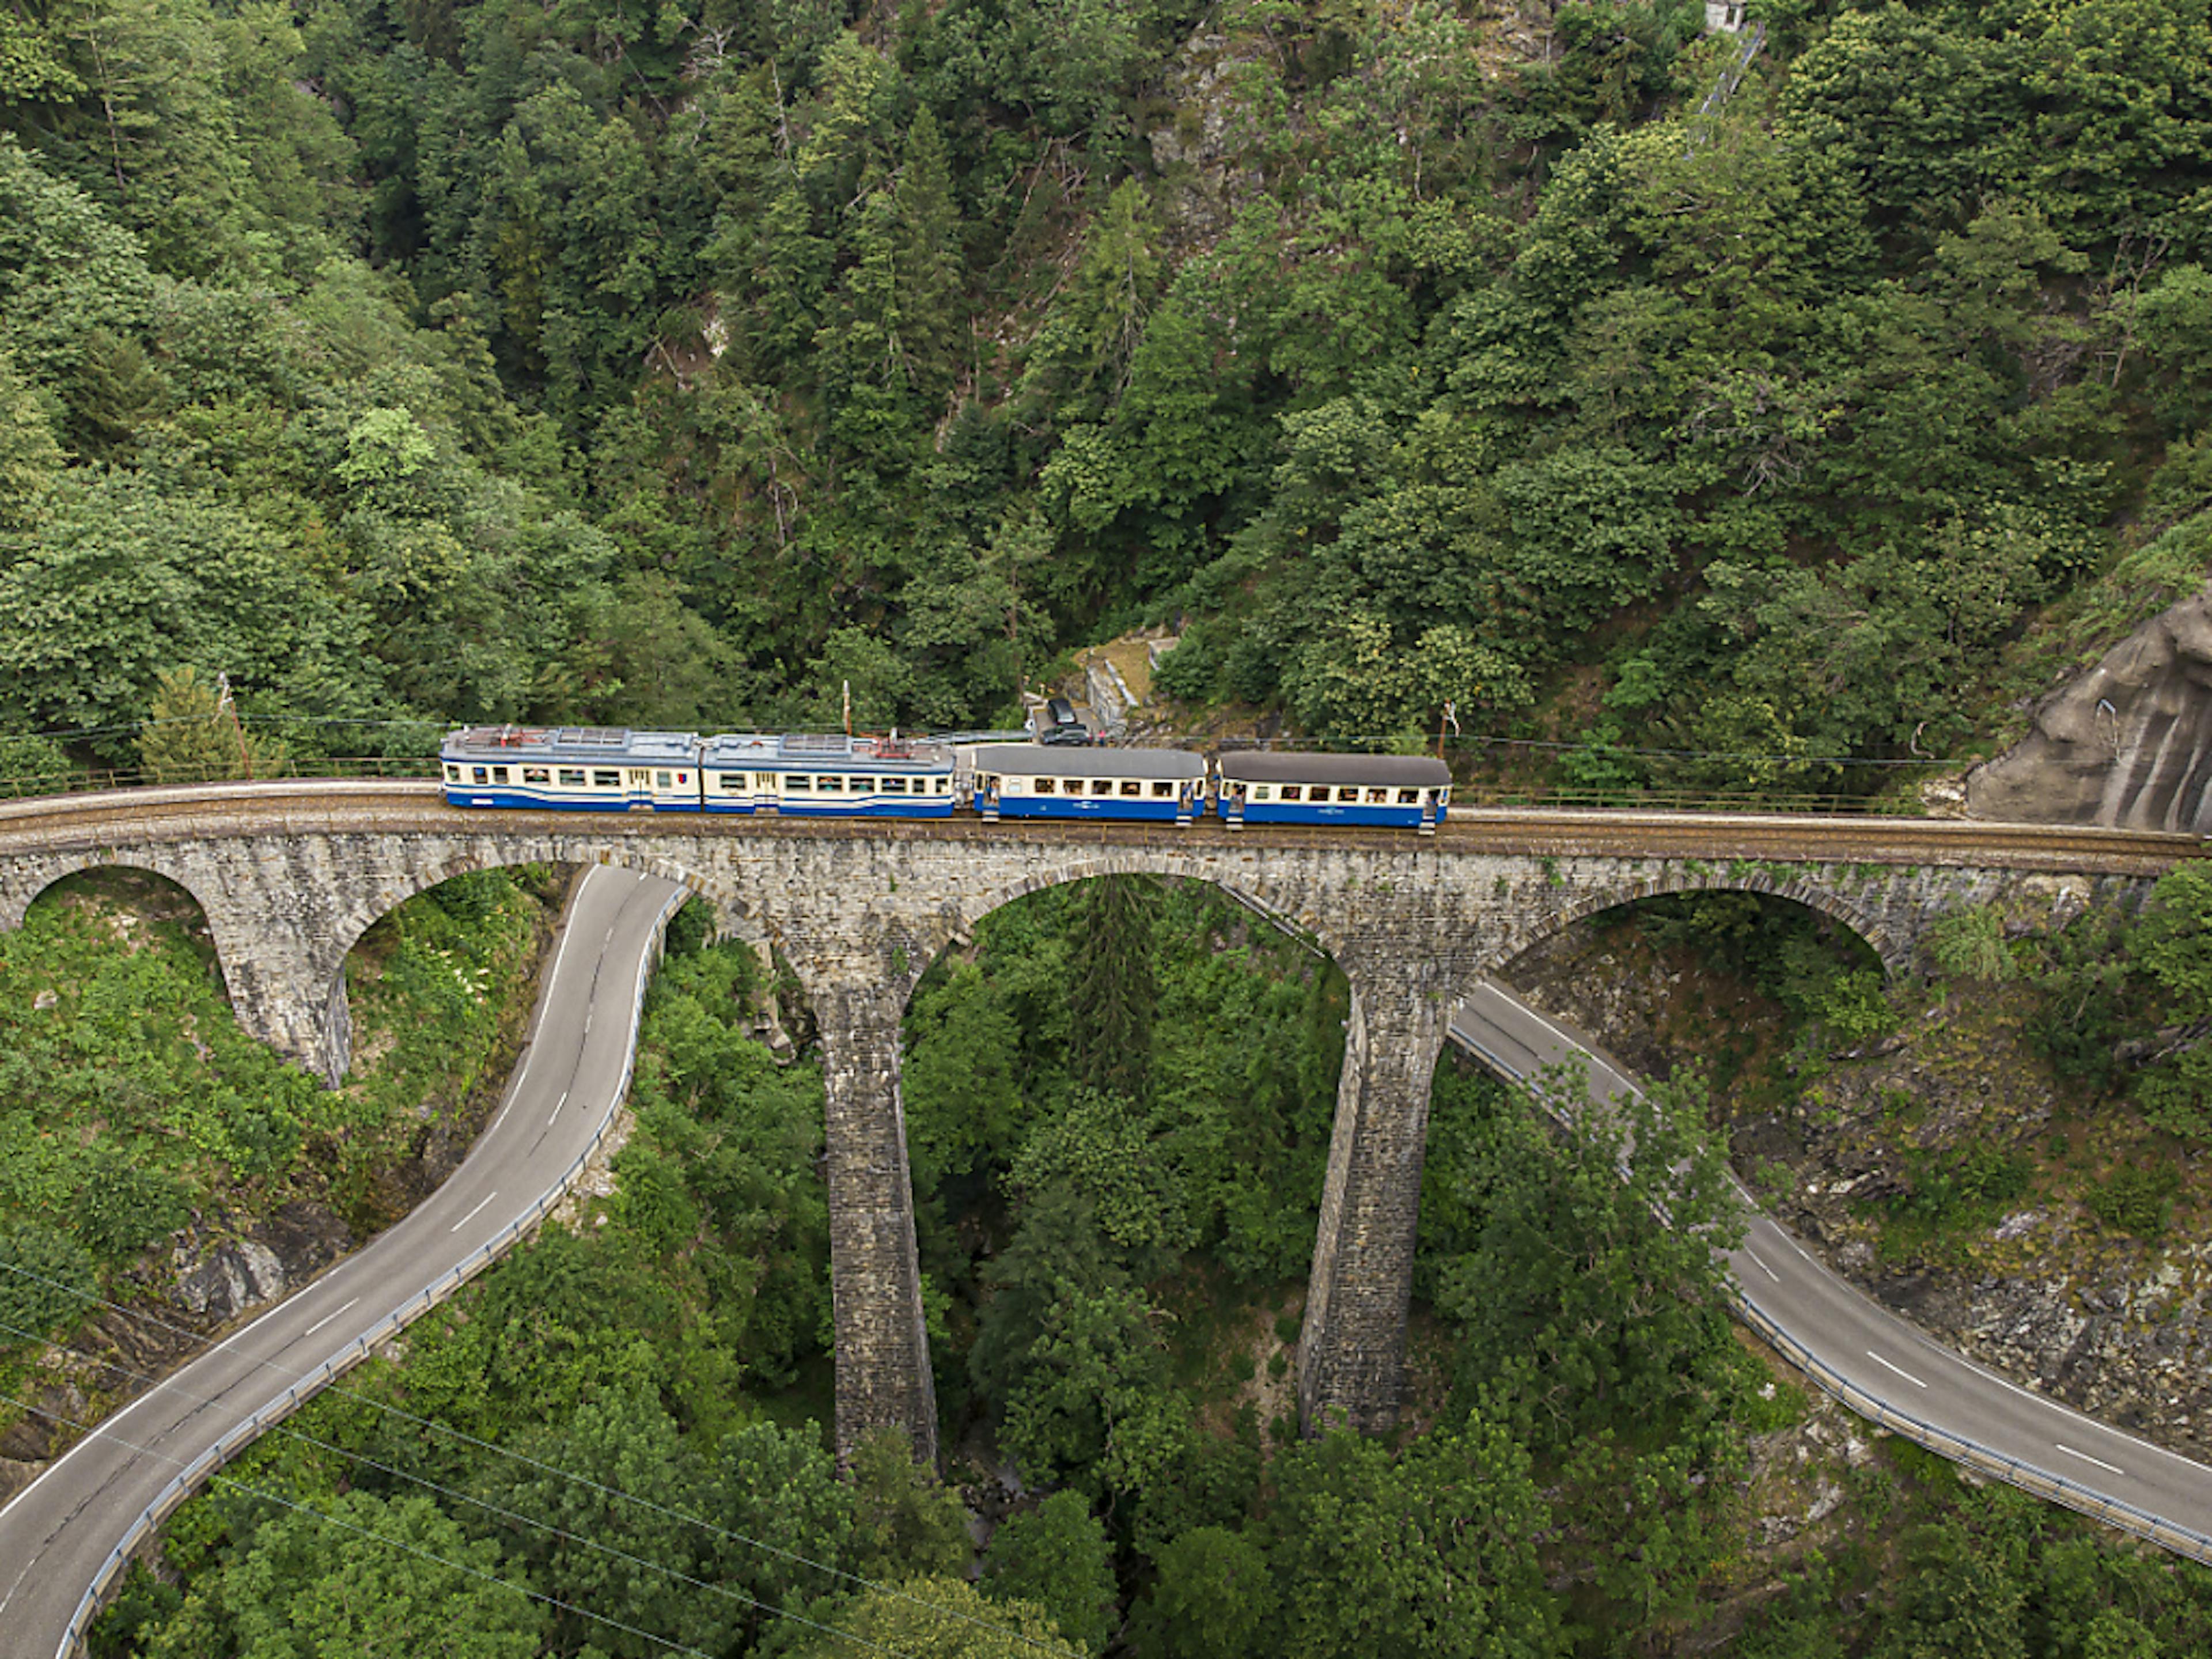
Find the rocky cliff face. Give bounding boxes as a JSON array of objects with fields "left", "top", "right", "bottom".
[{"left": 1968, "top": 584, "right": 2212, "bottom": 831}]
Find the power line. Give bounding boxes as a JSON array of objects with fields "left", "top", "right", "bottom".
[
  {"left": 0, "top": 1320, "right": 917, "bottom": 1658},
  {"left": 0, "top": 1258, "right": 1070, "bottom": 1656},
  {"left": 0, "top": 712, "right": 1969, "bottom": 771},
  {"left": 0, "top": 1389, "right": 738, "bottom": 1659}
]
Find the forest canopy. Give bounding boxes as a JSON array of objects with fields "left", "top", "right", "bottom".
[{"left": 2, "top": 0, "right": 2209, "bottom": 780}]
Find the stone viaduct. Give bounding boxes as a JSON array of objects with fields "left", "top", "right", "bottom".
[{"left": 0, "top": 784, "right": 2189, "bottom": 1464}]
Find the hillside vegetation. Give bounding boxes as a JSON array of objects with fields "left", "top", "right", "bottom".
[{"left": 2, "top": 0, "right": 2209, "bottom": 780}]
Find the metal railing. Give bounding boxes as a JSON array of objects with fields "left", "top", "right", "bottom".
[
  {"left": 0, "top": 756, "right": 438, "bottom": 801},
  {"left": 1732, "top": 1292, "right": 2212, "bottom": 1568},
  {"left": 54, "top": 880, "right": 689, "bottom": 1659}
]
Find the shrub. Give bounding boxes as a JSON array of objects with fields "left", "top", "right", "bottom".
[
  {"left": 2084, "top": 1162, "right": 2181, "bottom": 1240},
  {"left": 0, "top": 1224, "right": 99, "bottom": 1353}
]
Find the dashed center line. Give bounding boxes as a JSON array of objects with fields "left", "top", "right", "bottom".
[
  {"left": 548, "top": 1089, "right": 569, "bottom": 1127},
  {"left": 449, "top": 1192, "right": 498, "bottom": 1234},
  {"left": 1865, "top": 1350, "right": 1929, "bottom": 1389},
  {"left": 303, "top": 1297, "right": 360, "bottom": 1338},
  {"left": 2057, "top": 1443, "right": 2126, "bottom": 1477},
  {"left": 1744, "top": 1249, "right": 1780, "bottom": 1283}
]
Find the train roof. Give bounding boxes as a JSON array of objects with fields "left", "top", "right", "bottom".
[
  {"left": 965, "top": 744, "right": 1207, "bottom": 781},
  {"left": 443, "top": 726, "right": 700, "bottom": 764},
  {"left": 1217, "top": 751, "right": 1453, "bottom": 786},
  {"left": 700, "top": 732, "right": 953, "bottom": 770}
]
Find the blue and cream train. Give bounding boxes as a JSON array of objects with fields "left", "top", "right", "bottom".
[{"left": 440, "top": 728, "right": 1452, "bottom": 833}]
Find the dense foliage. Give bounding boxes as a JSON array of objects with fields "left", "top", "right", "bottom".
[
  {"left": 2, "top": 0, "right": 2208, "bottom": 779},
  {"left": 0, "top": 864, "right": 554, "bottom": 1438}
]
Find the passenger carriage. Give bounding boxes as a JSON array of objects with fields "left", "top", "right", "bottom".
[
  {"left": 963, "top": 744, "right": 1207, "bottom": 825},
  {"left": 700, "top": 732, "right": 956, "bottom": 817},
  {"left": 440, "top": 727, "right": 703, "bottom": 811},
  {"left": 1215, "top": 752, "right": 1452, "bottom": 834}
]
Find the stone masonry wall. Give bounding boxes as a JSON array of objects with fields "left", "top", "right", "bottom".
[{"left": 0, "top": 803, "right": 2128, "bottom": 1461}]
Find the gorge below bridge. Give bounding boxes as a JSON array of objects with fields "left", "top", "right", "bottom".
[{"left": 0, "top": 780, "right": 2196, "bottom": 1464}]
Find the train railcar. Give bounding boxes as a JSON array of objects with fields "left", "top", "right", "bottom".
[
  {"left": 700, "top": 732, "right": 956, "bottom": 816},
  {"left": 441, "top": 726, "right": 703, "bottom": 811},
  {"left": 964, "top": 744, "right": 1207, "bottom": 825},
  {"left": 1215, "top": 752, "right": 1451, "bottom": 834}
]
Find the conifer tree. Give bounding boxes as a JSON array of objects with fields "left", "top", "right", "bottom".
[{"left": 1067, "top": 874, "right": 1158, "bottom": 1102}]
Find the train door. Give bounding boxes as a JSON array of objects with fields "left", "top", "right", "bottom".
[{"left": 624, "top": 767, "right": 657, "bottom": 809}]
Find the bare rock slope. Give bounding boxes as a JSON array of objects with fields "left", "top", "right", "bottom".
[{"left": 1969, "top": 583, "right": 2212, "bottom": 830}]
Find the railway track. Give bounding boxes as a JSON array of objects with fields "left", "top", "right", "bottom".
[{"left": 0, "top": 779, "right": 2196, "bottom": 876}]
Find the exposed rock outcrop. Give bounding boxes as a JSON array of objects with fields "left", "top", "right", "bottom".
[{"left": 1968, "top": 584, "right": 2212, "bottom": 830}]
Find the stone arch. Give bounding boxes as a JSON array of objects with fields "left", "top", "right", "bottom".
[
  {"left": 1478, "top": 866, "right": 1910, "bottom": 986},
  {"left": 948, "top": 850, "right": 1351, "bottom": 990},
  {"left": 0, "top": 849, "right": 229, "bottom": 937},
  {"left": 0, "top": 852, "right": 240, "bottom": 1002},
  {"left": 323, "top": 842, "right": 723, "bottom": 986}
]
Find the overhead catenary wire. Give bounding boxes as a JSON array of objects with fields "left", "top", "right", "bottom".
[
  {"left": 0, "top": 1258, "right": 1070, "bottom": 1656},
  {"left": 0, "top": 1319, "right": 926, "bottom": 1658},
  {"left": 0, "top": 709, "right": 1968, "bottom": 770},
  {"left": 0, "top": 1389, "right": 761, "bottom": 1659}
]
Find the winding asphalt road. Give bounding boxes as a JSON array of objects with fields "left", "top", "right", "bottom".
[
  {"left": 1451, "top": 979, "right": 2212, "bottom": 1560},
  {"left": 0, "top": 864, "right": 686, "bottom": 1659}
]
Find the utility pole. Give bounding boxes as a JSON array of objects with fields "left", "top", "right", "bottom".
[{"left": 217, "top": 671, "right": 253, "bottom": 781}]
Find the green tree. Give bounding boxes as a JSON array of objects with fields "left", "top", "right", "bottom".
[
  {"left": 137, "top": 664, "right": 287, "bottom": 782},
  {"left": 1263, "top": 1416, "right": 1562, "bottom": 1659},
  {"left": 1066, "top": 876, "right": 1158, "bottom": 1103},
  {"left": 0, "top": 347, "right": 62, "bottom": 528},
  {"left": 146, "top": 1490, "right": 543, "bottom": 1659},
  {"left": 847, "top": 1427, "right": 972, "bottom": 1582},
  {"left": 981, "top": 1490, "right": 1116, "bottom": 1657},
  {"left": 1127, "top": 1525, "right": 1270, "bottom": 1659},
  {"left": 791, "top": 1574, "right": 1083, "bottom": 1659}
]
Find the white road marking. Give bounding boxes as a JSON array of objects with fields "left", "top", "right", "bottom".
[
  {"left": 2058, "top": 1443, "right": 2126, "bottom": 1477},
  {"left": 449, "top": 1192, "right": 498, "bottom": 1234},
  {"left": 1866, "top": 1350, "right": 1929, "bottom": 1389},
  {"left": 302, "top": 1297, "right": 360, "bottom": 1338},
  {"left": 1744, "top": 1249, "right": 1780, "bottom": 1283},
  {"left": 548, "top": 1089, "right": 569, "bottom": 1126}
]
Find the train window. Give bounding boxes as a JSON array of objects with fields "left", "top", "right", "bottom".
[
  {"left": 882, "top": 776, "right": 908, "bottom": 793},
  {"left": 656, "top": 771, "right": 673, "bottom": 789},
  {"left": 1253, "top": 786, "right": 1273, "bottom": 801},
  {"left": 472, "top": 767, "right": 488, "bottom": 784},
  {"left": 1034, "top": 778, "right": 1055, "bottom": 794},
  {"left": 1152, "top": 781, "right": 1173, "bottom": 797},
  {"left": 1281, "top": 785, "right": 1302, "bottom": 801},
  {"left": 593, "top": 770, "right": 620, "bottom": 787},
  {"left": 1091, "top": 779, "right": 1113, "bottom": 796},
  {"left": 1397, "top": 789, "right": 1419, "bottom": 804},
  {"left": 849, "top": 778, "right": 874, "bottom": 793},
  {"left": 560, "top": 768, "right": 585, "bottom": 787},
  {"left": 718, "top": 774, "right": 743, "bottom": 790},
  {"left": 1337, "top": 786, "right": 1361, "bottom": 803},
  {"left": 1120, "top": 780, "right": 1141, "bottom": 796},
  {"left": 493, "top": 767, "right": 510, "bottom": 783},
  {"left": 523, "top": 768, "right": 550, "bottom": 785},
  {"left": 445, "top": 764, "right": 460, "bottom": 782},
  {"left": 1366, "top": 788, "right": 1388, "bottom": 804},
  {"left": 786, "top": 775, "right": 812, "bottom": 791},
  {"left": 817, "top": 775, "right": 844, "bottom": 793}
]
